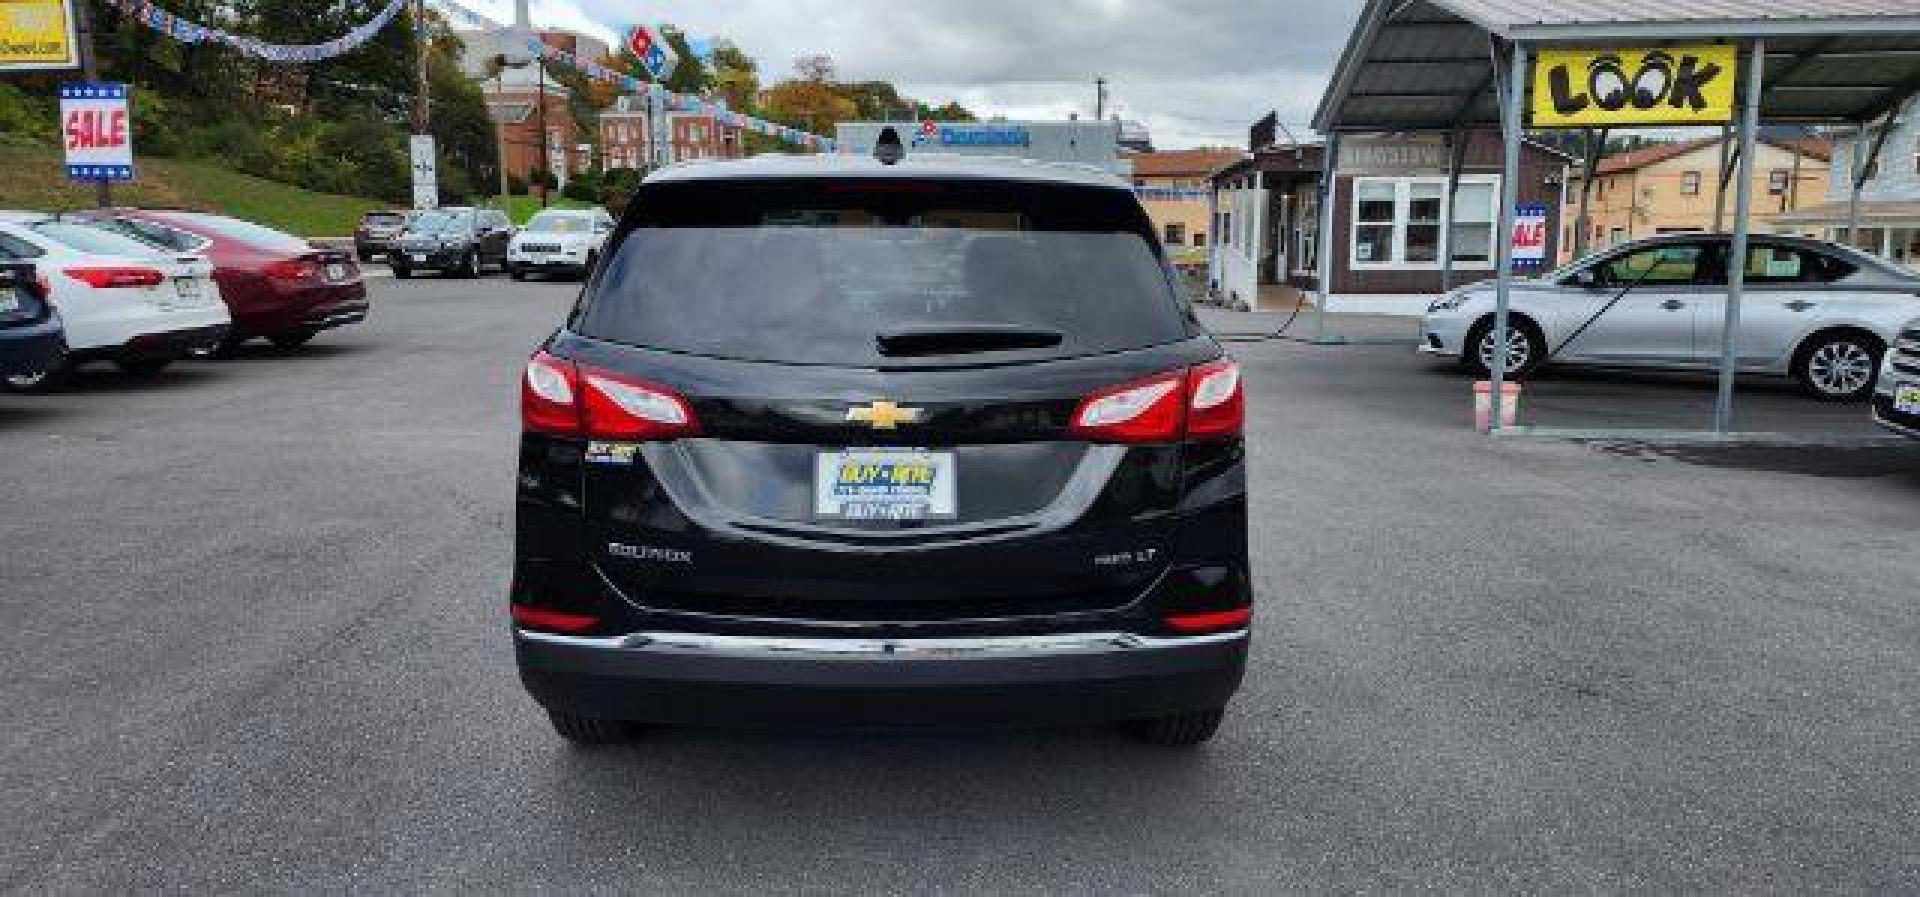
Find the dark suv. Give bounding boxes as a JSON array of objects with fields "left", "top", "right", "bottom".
[
  {"left": 513, "top": 149, "right": 1251, "bottom": 746},
  {"left": 0, "top": 262, "right": 63, "bottom": 377},
  {"left": 352, "top": 210, "right": 413, "bottom": 262},
  {"left": 391, "top": 207, "right": 513, "bottom": 278}
]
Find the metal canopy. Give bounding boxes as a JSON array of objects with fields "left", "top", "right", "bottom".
[{"left": 1314, "top": 0, "right": 1920, "bottom": 132}]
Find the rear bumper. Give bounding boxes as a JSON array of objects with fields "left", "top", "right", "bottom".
[
  {"left": 69, "top": 322, "right": 229, "bottom": 363},
  {"left": 517, "top": 628, "right": 1248, "bottom": 729},
  {"left": 1871, "top": 394, "right": 1920, "bottom": 440},
  {"left": 0, "top": 319, "right": 65, "bottom": 377},
  {"left": 233, "top": 283, "right": 368, "bottom": 336}
]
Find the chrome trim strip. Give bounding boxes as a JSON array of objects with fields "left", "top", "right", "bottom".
[
  {"left": 516, "top": 628, "right": 1249, "bottom": 657},
  {"left": 1872, "top": 408, "right": 1920, "bottom": 441}
]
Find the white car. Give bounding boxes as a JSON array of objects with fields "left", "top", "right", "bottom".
[
  {"left": 1423, "top": 234, "right": 1920, "bottom": 401},
  {"left": 0, "top": 212, "right": 231, "bottom": 389},
  {"left": 506, "top": 208, "right": 614, "bottom": 282}
]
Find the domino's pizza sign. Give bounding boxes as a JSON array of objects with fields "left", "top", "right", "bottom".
[{"left": 61, "top": 82, "right": 133, "bottom": 182}]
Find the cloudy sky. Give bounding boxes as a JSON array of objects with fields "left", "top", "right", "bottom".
[{"left": 455, "top": 0, "right": 1365, "bottom": 149}]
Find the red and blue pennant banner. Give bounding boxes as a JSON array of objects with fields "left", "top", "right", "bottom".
[
  {"left": 101, "top": 0, "right": 409, "bottom": 62},
  {"left": 431, "top": 0, "right": 834, "bottom": 153}
]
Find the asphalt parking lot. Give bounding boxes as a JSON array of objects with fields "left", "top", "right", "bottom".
[{"left": 4, "top": 278, "right": 1920, "bottom": 891}]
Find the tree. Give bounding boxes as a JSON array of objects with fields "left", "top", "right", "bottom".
[
  {"left": 761, "top": 78, "right": 857, "bottom": 137},
  {"left": 708, "top": 41, "right": 760, "bottom": 113}
]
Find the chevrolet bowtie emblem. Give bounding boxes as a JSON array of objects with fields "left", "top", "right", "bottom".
[{"left": 846, "top": 400, "right": 921, "bottom": 430}]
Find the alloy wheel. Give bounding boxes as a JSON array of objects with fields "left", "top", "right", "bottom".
[
  {"left": 1478, "top": 326, "right": 1532, "bottom": 374},
  {"left": 1807, "top": 340, "right": 1876, "bottom": 398}
]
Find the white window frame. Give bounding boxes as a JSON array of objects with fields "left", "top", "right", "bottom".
[{"left": 1348, "top": 175, "right": 1500, "bottom": 271}]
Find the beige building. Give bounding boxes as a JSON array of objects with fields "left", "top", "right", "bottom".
[
  {"left": 1131, "top": 148, "right": 1241, "bottom": 268},
  {"left": 1560, "top": 136, "right": 1832, "bottom": 262}
]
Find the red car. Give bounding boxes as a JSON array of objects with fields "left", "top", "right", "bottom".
[{"left": 76, "top": 210, "right": 369, "bottom": 352}]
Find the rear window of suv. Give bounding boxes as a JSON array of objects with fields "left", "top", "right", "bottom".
[{"left": 577, "top": 179, "right": 1194, "bottom": 365}]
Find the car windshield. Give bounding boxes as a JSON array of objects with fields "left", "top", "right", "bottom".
[
  {"left": 411, "top": 212, "right": 471, "bottom": 234},
  {"left": 525, "top": 213, "right": 592, "bottom": 234},
  {"left": 580, "top": 179, "right": 1191, "bottom": 365},
  {"left": 30, "top": 221, "right": 169, "bottom": 258},
  {"left": 160, "top": 213, "right": 310, "bottom": 252}
]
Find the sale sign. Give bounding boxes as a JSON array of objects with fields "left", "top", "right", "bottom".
[
  {"left": 60, "top": 82, "right": 133, "bottom": 181},
  {"left": 1511, "top": 202, "right": 1548, "bottom": 270}
]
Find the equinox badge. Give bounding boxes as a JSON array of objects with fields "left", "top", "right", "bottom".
[{"left": 846, "top": 400, "right": 921, "bottom": 430}]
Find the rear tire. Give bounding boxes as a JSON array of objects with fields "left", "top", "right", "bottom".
[
  {"left": 1128, "top": 708, "right": 1226, "bottom": 746},
  {"left": 546, "top": 709, "right": 635, "bottom": 746},
  {"left": 1793, "top": 330, "right": 1882, "bottom": 402},
  {"left": 509, "top": 266, "right": 525, "bottom": 282},
  {"left": 116, "top": 358, "right": 172, "bottom": 377}
]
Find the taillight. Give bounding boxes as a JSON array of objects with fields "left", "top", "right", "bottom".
[
  {"left": 263, "top": 258, "right": 319, "bottom": 280},
  {"left": 63, "top": 266, "right": 165, "bottom": 289},
  {"left": 510, "top": 604, "right": 599, "bottom": 634},
  {"left": 522, "top": 351, "right": 581, "bottom": 435},
  {"left": 1186, "top": 359, "right": 1244, "bottom": 439},
  {"left": 1069, "top": 358, "right": 1244, "bottom": 444},
  {"left": 520, "top": 350, "right": 701, "bottom": 441},
  {"left": 1069, "top": 370, "right": 1186, "bottom": 443},
  {"left": 579, "top": 367, "right": 701, "bottom": 441},
  {"left": 1164, "top": 607, "right": 1252, "bottom": 634}
]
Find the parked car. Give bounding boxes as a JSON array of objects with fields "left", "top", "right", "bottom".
[
  {"left": 352, "top": 209, "right": 413, "bottom": 262},
  {"left": 513, "top": 150, "right": 1250, "bottom": 746},
  {"left": 1422, "top": 234, "right": 1920, "bottom": 401},
  {"left": 1872, "top": 317, "right": 1920, "bottom": 438},
  {"left": 506, "top": 208, "right": 614, "bottom": 281},
  {"left": 0, "top": 213, "right": 229, "bottom": 389},
  {"left": 0, "top": 261, "right": 63, "bottom": 379},
  {"left": 391, "top": 207, "right": 513, "bottom": 278},
  {"left": 75, "top": 210, "right": 367, "bottom": 353}
]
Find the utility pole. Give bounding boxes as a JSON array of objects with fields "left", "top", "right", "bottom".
[
  {"left": 537, "top": 55, "right": 550, "bottom": 208},
  {"left": 1094, "top": 77, "right": 1107, "bottom": 121},
  {"left": 494, "top": 63, "right": 510, "bottom": 205},
  {"left": 411, "top": 0, "right": 430, "bottom": 135},
  {"left": 73, "top": 0, "right": 110, "bottom": 208}
]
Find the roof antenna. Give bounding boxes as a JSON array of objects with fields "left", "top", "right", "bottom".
[{"left": 874, "top": 126, "right": 905, "bottom": 165}]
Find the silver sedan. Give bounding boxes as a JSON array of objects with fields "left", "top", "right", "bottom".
[{"left": 1422, "top": 234, "right": 1920, "bottom": 401}]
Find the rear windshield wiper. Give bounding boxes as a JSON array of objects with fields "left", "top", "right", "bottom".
[{"left": 875, "top": 324, "right": 1065, "bottom": 357}]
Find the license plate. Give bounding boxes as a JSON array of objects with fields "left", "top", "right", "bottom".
[
  {"left": 410, "top": 254, "right": 427, "bottom": 264},
  {"left": 172, "top": 277, "right": 199, "bottom": 301},
  {"left": 1896, "top": 382, "right": 1920, "bottom": 415},
  {"left": 815, "top": 449, "right": 956, "bottom": 520},
  {"left": 325, "top": 263, "right": 348, "bottom": 281}
]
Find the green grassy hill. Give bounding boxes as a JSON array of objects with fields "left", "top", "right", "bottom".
[{"left": 0, "top": 139, "right": 390, "bottom": 237}]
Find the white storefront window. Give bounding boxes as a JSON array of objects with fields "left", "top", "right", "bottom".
[{"left": 1349, "top": 176, "right": 1500, "bottom": 269}]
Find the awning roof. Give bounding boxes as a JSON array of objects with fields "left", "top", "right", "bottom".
[
  {"left": 1771, "top": 198, "right": 1920, "bottom": 225},
  {"left": 1313, "top": 0, "right": 1920, "bottom": 133}
]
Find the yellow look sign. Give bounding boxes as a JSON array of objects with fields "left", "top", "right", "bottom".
[
  {"left": 1531, "top": 45, "right": 1738, "bottom": 127},
  {"left": 0, "top": 0, "right": 78, "bottom": 71}
]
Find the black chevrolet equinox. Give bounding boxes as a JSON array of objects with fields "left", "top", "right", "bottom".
[{"left": 513, "top": 144, "right": 1251, "bottom": 746}]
